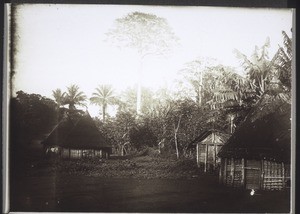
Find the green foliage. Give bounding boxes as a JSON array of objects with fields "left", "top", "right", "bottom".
[{"left": 10, "top": 91, "right": 58, "bottom": 150}]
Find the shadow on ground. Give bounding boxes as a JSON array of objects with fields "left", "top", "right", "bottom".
[{"left": 11, "top": 173, "right": 290, "bottom": 213}]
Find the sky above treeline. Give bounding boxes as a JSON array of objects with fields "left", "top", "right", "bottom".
[{"left": 11, "top": 4, "right": 293, "bottom": 116}]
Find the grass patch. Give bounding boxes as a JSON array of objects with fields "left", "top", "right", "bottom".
[{"left": 27, "top": 155, "right": 204, "bottom": 179}]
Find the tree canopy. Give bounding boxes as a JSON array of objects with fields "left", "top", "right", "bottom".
[
  {"left": 106, "top": 11, "right": 179, "bottom": 115},
  {"left": 106, "top": 11, "right": 179, "bottom": 58}
]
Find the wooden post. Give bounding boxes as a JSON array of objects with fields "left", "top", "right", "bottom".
[
  {"left": 219, "top": 159, "right": 223, "bottom": 184},
  {"left": 224, "top": 158, "right": 227, "bottom": 184},
  {"left": 214, "top": 144, "right": 217, "bottom": 170},
  {"left": 261, "top": 160, "right": 264, "bottom": 190},
  {"left": 196, "top": 143, "right": 200, "bottom": 168},
  {"left": 241, "top": 158, "right": 245, "bottom": 187},
  {"left": 230, "top": 158, "right": 234, "bottom": 186},
  {"left": 213, "top": 133, "right": 217, "bottom": 170},
  {"left": 204, "top": 143, "right": 208, "bottom": 172},
  {"left": 69, "top": 148, "right": 71, "bottom": 159},
  {"left": 282, "top": 162, "right": 285, "bottom": 189}
]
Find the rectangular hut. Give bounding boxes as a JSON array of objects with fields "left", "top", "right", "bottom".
[
  {"left": 188, "top": 130, "right": 230, "bottom": 173},
  {"left": 218, "top": 103, "right": 291, "bottom": 190},
  {"left": 42, "top": 110, "right": 112, "bottom": 159}
]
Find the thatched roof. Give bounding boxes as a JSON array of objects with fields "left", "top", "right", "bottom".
[
  {"left": 187, "top": 130, "right": 230, "bottom": 149},
  {"left": 42, "top": 111, "right": 111, "bottom": 150},
  {"left": 218, "top": 102, "right": 291, "bottom": 163}
]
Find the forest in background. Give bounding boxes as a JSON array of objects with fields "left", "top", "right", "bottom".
[{"left": 10, "top": 29, "right": 292, "bottom": 161}]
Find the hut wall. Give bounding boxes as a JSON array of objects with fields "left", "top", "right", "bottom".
[
  {"left": 70, "top": 149, "right": 82, "bottom": 159},
  {"left": 225, "top": 158, "right": 233, "bottom": 186},
  {"left": 233, "top": 159, "right": 243, "bottom": 187},
  {"left": 197, "top": 143, "right": 223, "bottom": 172},
  {"left": 245, "top": 160, "right": 261, "bottom": 190},
  {"left": 262, "top": 160, "right": 290, "bottom": 190},
  {"left": 82, "top": 149, "right": 94, "bottom": 158},
  {"left": 95, "top": 150, "right": 102, "bottom": 158},
  {"left": 220, "top": 157, "right": 290, "bottom": 190},
  {"left": 61, "top": 148, "right": 70, "bottom": 158}
]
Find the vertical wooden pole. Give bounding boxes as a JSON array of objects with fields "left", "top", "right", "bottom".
[
  {"left": 219, "top": 159, "right": 223, "bottom": 184},
  {"left": 241, "top": 158, "right": 245, "bottom": 187},
  {"left": 213, "top": 133, "right": 216, "bottom": 170},
  {"left": 204, "top": 143, "right": 208, "bottom": 172},
  {"left": 282, "top": 162, "right": 285, "bottom": 189},
  {"left": 230, "top": 158, "right": 234, "bottom": 186},
  {"left": 261, "top": 160, "right": 264, "bottom": 190},
  {"left": 214, "top": 144, "right": 217, "bottom": 170},
  {"left": 224, "top": 158, "right": 227, "bottom": 184},
  {"left": 196, "top": 143, "right": 199, "bottom": 168}
]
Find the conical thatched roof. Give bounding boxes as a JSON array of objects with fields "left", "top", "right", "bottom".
[
  {"left": 218, "top": 101, "right": 291, "bottom": 163},
  {"left": 42, "top": 111, "right": 111, "bottom": 150}
]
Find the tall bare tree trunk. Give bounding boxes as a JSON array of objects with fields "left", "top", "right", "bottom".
[
  {"left": 174, "top": 115, "right": 182, "bottom": 159},
  {"left": 102, "top": 104, "right": 106, "bottom": 123},
  {"left": 197, "top": 66, "right": 203, "bottom": 107},
  {"left": 136, "top": 58, "right": 143, "bottom": 115}
]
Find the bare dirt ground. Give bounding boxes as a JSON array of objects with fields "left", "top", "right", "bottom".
[{"left": 10, "top": 155, "right": 291, "bottom": 213}]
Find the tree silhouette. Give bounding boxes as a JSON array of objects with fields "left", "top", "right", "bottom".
[
  {"left": 64, "top": 84, "right": 87, "bottom": 110},
  {"left": 52, "top": 88, "right": 66, "bottom": 108},
  {"left": 234, "top": 38, "right": 276, "bottom": 98},
  {"left": 90, "top": 85, "right": 117, "bottom": 123},
  {"left": 106, "top": 11, "right": 178, "bottom": 115},
  {"left": 272, "top": 30, "right": 292, "bottom": 90}
]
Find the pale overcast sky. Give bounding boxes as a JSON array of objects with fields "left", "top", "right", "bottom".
[{"left": 12, "top": 4, "right": 293, "bottom": 116}]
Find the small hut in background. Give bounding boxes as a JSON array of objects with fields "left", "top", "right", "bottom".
[
  {"left": 188, "top": 130, "right": 230, "bottom": 172},
  {"left": 42, "top": 110, "right": 112, "bottom": 159},
  {"left": 218, "top": 104, "right": 291, "bottom": 190}
]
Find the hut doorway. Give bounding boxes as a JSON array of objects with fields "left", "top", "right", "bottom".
[{"left": 245, "top": 160, "right": 261, "bottom": 190}]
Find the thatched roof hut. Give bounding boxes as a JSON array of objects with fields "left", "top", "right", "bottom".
[
  {"left": 218, "top": 99, "right": 291, "bottom": 190},
  {"left": 218, "top": 102, "right": 291, "bottom": 163},
  {"left": 42, "top": 111, "right": 111, "bottom": 158}
]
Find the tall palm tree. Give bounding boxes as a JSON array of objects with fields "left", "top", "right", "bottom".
[
  {"left": 64, "top": 84, "right": 87, "bottom": 110},
  {"left": 90, "top": 85, "right": 117, "bottom": 122},
  {"left": 52, "top": 88, "right": 66, "bottom": 107}
]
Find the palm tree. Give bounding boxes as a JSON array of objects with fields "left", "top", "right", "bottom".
[
  {"left": 90, "top": 85, "right": 117, "bottom": 122},
  {"left": 234, "top": 37, "right": 273, "bottom": 97},
  {"left": 64, "top": 84, "right": 87, "bottom": 110},
  {"left": 272, "top": 30, "right": 292, "bottom": 91},
  {"left": 52, "top": 88, "right": 66, "bottom": 107}
]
